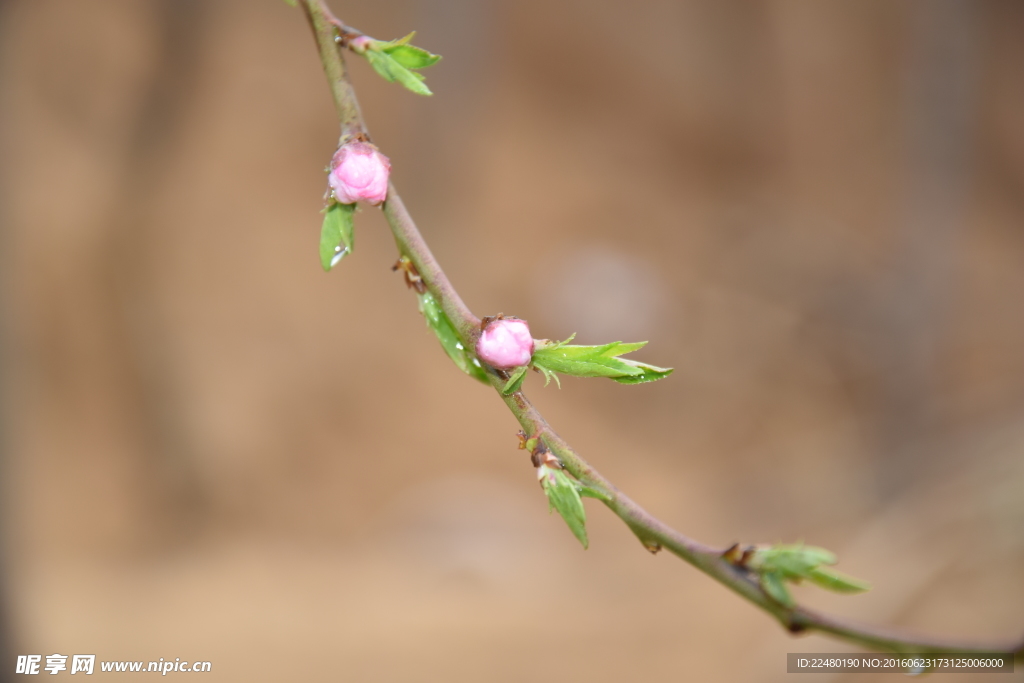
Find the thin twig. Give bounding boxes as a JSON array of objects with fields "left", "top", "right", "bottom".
[
  {"left": 297, "top": 0, "right": 1023, "bottom": 658},
  {"left": 298, "top": 0, "right": 364, "bottom": 141}
]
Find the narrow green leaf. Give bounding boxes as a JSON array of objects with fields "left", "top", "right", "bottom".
[
  {"left": 364, "top": 50, "right": 433, "bottom": 96},
  {"left": 760, "top": 571, "right": 794, "bottom": 607},
  {"left": 383, "top": 44, "right": 442, "bottom": 69},
  {"left": 501, "top": 365, "right": 528, "bottom": 395},
  {"left": 539, "top": 466, "right": 588, "bottom": 548},
  {"left": 283, "top": 0, "right": 297, "bottom": 6},
  {"left": 530, "top": 338, "right": 672, "bottom": 385},
  {"left": 417, "top": 291, "right": 488, "bottom": 382},
  {"left": 319, "top": 202, "right": 355, "bottom": 271},
  {"left": 806, "top": 566, "right": 871, "bottom": 594}
]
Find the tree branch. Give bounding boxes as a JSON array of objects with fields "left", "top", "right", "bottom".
[{"left": 298, "top": 0, "right": 1023, "bottom": 659}]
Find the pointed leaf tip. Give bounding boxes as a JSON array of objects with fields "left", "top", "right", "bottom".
[
  {"left": 807, "top": 566, "right": 871, "bottom": 594},
  {"left": 381, "top": 31, "right": 416, "bottom": 48}
]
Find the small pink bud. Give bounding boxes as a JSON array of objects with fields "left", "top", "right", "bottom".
[
  {"left": 476, "top": 318, "right": 534, "bottom": 369},
  {"left": 350, "top": 35, "right": 373, "bottom": 53},
  {"left": 328, "top": 141, "right": 391, "bottom": 205}
]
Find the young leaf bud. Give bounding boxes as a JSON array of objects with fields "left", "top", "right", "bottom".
[
  {"left": 535, "top": 451, "right": 588, "bottom": 549},
  {"left": 476, "top": 318, "right": 534, "bottom": 369},
  {"left": 328, "top": 141, "right": 391, "bottom": 205}
]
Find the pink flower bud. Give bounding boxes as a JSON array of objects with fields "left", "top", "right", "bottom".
[
  {"left": 476, "top": 318, "right": 534, "bottom": 369},
  {"left": 328, "top": 141, "right": 391, "bottom": 205}
]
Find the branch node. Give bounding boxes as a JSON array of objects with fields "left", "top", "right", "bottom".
[
  {"left": 787, "top": 620, "right": 808, "bottom": 635},
  {"left": 392, "top": 256, "right": 426, "bottom": 293},
  {"left": 722, "top": 543, "right": 742, "bottom": 563}
]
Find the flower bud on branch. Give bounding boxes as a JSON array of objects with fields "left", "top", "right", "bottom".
[
  {"left": 329, "top": 141, "right": 390, "bottom": 205},
  {"left": 476, "top": 317, "right": 534, "bottom": 370}
]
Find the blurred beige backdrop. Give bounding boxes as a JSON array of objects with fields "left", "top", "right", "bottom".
[{"left": 1, "top": 0, "right": 1022, "bottom": 681}]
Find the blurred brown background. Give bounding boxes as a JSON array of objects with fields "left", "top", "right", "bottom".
[{"left": 1, "top": 0, "right": 1022, "bottom": 681}]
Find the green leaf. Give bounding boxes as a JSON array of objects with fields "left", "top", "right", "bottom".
[
  {"left": 319, "top": 202, "right": 355, "bottom": 271},
  {"left": 760, "top": 571, "right": 794, "bottom": 607},
  {"left": 383, "top": 44, "right": 442, "bottom": 69},
  {"left": 501, "top": 365, "right": 529, "bottom": 395},
  {"left": 539, "top": 465, "right": 588, "bottom": 548},
  {"left": 283, "top": 0, "right": 297, "bottom": 6},
  {"left": 417, "top": 291, "right": 488, "bottom": 382},
  {"left": 364, "top": 49, "right": 433, "bottom": 96},
  {"left": 806, "top": 566, "right": 871, "bottom": 594},
  {"left": 531, "top": 338, "right": 673, "bottom": 385}
]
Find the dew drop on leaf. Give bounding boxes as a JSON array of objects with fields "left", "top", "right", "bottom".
[{"left": 330, "top": 247, "right": 349, "bottom": 268}]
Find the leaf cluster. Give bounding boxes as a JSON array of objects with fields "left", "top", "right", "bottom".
[
  {"left": 745, "top": 544, "right": 871, "bottom": 607},
  {"left": 362, "top": 32, "right": 441, "bottom": 96}
]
